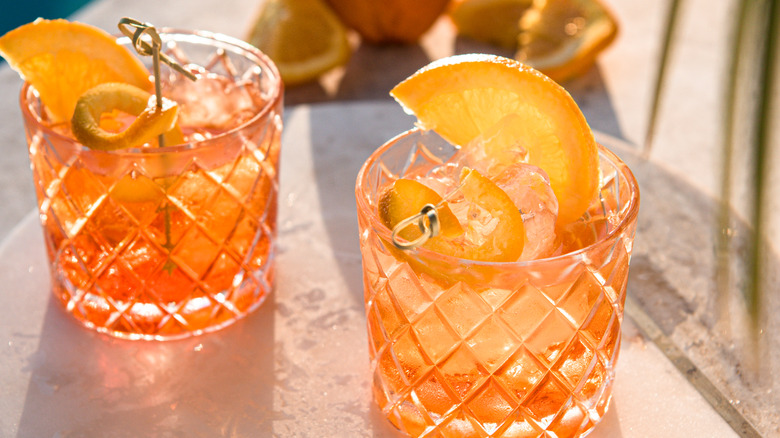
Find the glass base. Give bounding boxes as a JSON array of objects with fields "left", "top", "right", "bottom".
[
  {"left": 51, "top": 258, "right": 275, "bottom": 341},
  {"left": 377, "top": 379, "right": 616, "bottom": 438}
]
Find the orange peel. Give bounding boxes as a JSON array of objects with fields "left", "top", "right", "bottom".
[{"left": 71, "top": 82, "right": 179, "bottom": 151}]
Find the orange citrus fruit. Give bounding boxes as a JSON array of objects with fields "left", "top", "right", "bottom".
[
  {"left": 451, "top": 167, "right": 526, "bottom": 261},
  {"left": 324, "top": 0, "right": 450, "bottom": 44},
  {"left": 247, "top": 0, "right": 351, "bottom": 86},
  {"left": 0, "top": 18, "right": 151, "bottom": 122},
  {"left": 379, "top": 178, "right": 464, "bottom": 243},
  {"left": 448, "top": 0, "right": 618, "bottom": 82},
  {"left": 390, "top": 53, "right": 599, "bottom": 225},
  {"left": 449, "top": 0, "right": 535, "bottom": 49},
  {"left": 517, "top": 0, "right": 619, "bottom": 82},
  {"left": 379, "top": 168, "right": 525, "bottom": 262}
]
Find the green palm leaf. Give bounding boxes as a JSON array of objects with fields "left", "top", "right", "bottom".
[{"left": 648, "top": 0, "right": 778, "bottom": 326}]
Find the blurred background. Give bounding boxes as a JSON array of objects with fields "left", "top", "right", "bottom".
[{"left": 0, "top": 0, "right": 92, "bottom": 36}]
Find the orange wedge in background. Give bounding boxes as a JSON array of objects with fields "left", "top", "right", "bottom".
[
  {"left": 517, "top": 0, "right": 619, "bottom": 82},
  {"left": 0, "top": 18, "right": 151, "bottom": 122},
  {"left": 449, "top": 0, "right": 619, "bottom": 82},
  {"left": 450, "top": 0, "right": 535, "bottom": 49},
  {"left": 247, "top": 0, "right": 351, "bottom": 86},
  {"left": 390, "top": 54, "right": 599, "bottom": 225}
]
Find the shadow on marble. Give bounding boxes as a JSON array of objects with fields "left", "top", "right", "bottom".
[
  {"left": 15, "top": 283, "right": 277, "bottom": 437},
  {"left": 613, "top": 136, "right": 780, "bottom": 437}
]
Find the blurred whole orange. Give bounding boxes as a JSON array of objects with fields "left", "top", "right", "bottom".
[{"left": 324, "top": 0, "right": 450, "bottom": 44}]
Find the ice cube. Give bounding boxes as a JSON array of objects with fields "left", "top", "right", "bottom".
[
  {"left": 408, "top": 122, "right": 560, "bottom": 261},
  {"left": 492, "top": 163, "right": 559, "bottom": 261},
  {"left": 448, "top": 195, "right": 499, "bottom": 251},
  {"left": 164, "top": 74, "right": 262, "bottom": 133},
  {"left": 415, "top": 162, "right": 461, "bottom": 199},
  {"left": 459, "top": 113, "right": 531, "bottom": 176}
]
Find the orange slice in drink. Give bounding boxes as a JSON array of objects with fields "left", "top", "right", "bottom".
[
  {"left": 0, "top": 19, "right": 151, "bottom": 122},
  {"left": 390, "top": 54, "right": 599, "bottom": 225},
  {"left": 453, "top": 167, "right": 526, "bottom": 261},
  {"left": 378, "top": 169, "right": 525, "bottom": 262},
  {"left": 379, "top": 178, "right": 463, "bottom": 243}
]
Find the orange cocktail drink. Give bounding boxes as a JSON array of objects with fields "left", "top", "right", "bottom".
[
  {"left": 355, "top": 55, "right": 639, "bottom": 437},
  {"left": 7, "top": 22, "right": 283, "bottom": 340}
]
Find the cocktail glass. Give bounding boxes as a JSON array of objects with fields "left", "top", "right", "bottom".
[
  {"left": 20, "top": 29, "right": 283, "bottom": 340},
  {"left": 355, "top": 128, "right": 640, "bottom": 437}
]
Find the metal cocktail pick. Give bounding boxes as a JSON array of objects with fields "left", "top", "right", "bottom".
[
  {"left": 117, "top": 17, "right": 198, "bottom": 147},
  {"left": 116, "top": 17, "right": 199, "bottom": 273},
  {"left": 389, "top": 179, "right": 468, "bottom": 250},
  {"left": 391, "top": 204, "right": 440, "bottom": 250}
]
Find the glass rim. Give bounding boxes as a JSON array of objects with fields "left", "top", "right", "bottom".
[
  {"left": 18, "top": 28, "right": 283, "bottom": 157},
  {"left": 355, "top": 127, "right": 641, "bottom": 268}
]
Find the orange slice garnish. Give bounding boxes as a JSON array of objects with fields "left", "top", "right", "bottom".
[
  {"left": 379, "top": 178, "right": 464, "bottom": 244},
  {"left": 0, "top": 19, "right": 150, "bottom": 122},
  {"left": 390, "top": 54, "right": 598, "bottom": 225},
  {"left": 378, "top": 168, "right": 525, "bottom": 262}
]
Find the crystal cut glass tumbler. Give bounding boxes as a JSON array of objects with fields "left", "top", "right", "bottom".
[
  {"left": 355, "top": 129, "right": 640, "bottom": 437},
  {"left": 21, "top": 30, "right": 283, "bottom": 340}
]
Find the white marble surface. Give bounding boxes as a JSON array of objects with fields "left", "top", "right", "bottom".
[{"left": 0, "top": 102, "right": 738, "bottom": 438}]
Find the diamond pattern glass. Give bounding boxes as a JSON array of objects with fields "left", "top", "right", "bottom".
[
  {"left": 356, "top": 129, "right": 640, "bottom": 437},
  {"left": 20, "top": 30, "right": 283, "bottom": 340}
]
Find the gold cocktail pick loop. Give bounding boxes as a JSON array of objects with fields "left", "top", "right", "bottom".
[
  {"left": 391, "top": 204, "right": 440, "bottom": 250},
  {"left": 390, "top": 177, "right": 467, "bottom": 251},
  {"left": 116, "top": 17, "right": 200, "bottom": 273},
  {"left": 118, "top": 17, "right": 198, "bottom": 147}
]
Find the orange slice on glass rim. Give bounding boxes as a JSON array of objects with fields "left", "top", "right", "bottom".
[
  {"left": 0, "top": 18, "right": 151, "bottom": 123},
  {"left": 390, "top": 53, "right": 599, "bottom": 226},
  {"left": 0, "top": 19, "right": 185, "bottom": 202}
]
